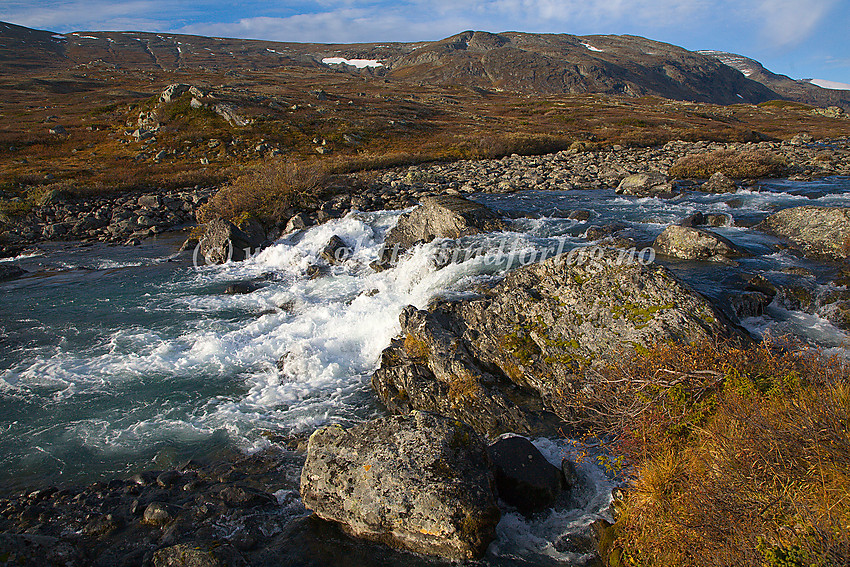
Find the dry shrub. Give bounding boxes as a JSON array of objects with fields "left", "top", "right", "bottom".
[
  {"left": 197, "top": 159, "right": 329, "bottom": 224},
  {"left": 669, "top": 149, "right": 787, "bottom": 179},
  {"left": 574, "top": 339, "right": 850, "bottom": 567}
]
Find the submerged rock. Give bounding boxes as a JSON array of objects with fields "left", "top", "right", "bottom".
[
  {"left": 653, "top": 225, "right": 743, "bottom": 261},
  {"left": 299, "top": 411, "right": 500, "bottom": 561},
  {"left": 224, "top": 281, "right": 261, "bottom": 295},
  {"left": 756, "top": 206, "right": 850, "bottom": 260}
]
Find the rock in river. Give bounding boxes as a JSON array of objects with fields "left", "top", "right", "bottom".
[
  {"left": 299, "top": 411, "right": 500, "bottom": 561},
  {"left": 373, "top": 249, "right": 738, "bottom": 436},
  {"left": 383, "top": 195, "right": 505, "bottom": 253},
  {"left": 198, "top": 219, "right": 265, "bottom": 264},
  {"left": 653, "top": 225, "right": 743, "bottom": 261},
  {"left": 756, "top": 206, "right": 850, "bottom": 260}
]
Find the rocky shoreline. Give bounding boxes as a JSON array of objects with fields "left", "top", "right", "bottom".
[
  {"left": 2, "top": 137, "right": 850, "bottom": 564},
  {"left": 2, "top": 136, "right": 849, "bottom": 261}
]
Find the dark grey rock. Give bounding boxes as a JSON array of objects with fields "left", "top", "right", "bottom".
[
  {"left": 198, "top": 219, "right": 264, "bottom": 264},
  {"left": 320, "top": 235, "right": 351, "bottom": 265},
  {"left": 487, "top": 436, "right": 564, "bottom": 512},
  {"left": 224, "top": 282, "right": 261, "bottom": 295},
  {"left": 0, "top": 264, "right": 26, "bottom": 282},
  {"left": 300, "top": 411, "right": 500, "bottom": 561}
]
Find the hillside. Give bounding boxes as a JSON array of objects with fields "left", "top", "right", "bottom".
[
  {"left": 699, "top": 50, "right": 850, "bottom": 110},
  {"left": 1, "top": 22, "right": 848, "bottom": 109}
]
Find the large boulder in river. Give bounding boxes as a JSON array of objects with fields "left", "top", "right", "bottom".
[
  {"left": 384, "top": 195, "right": 505, "bottom": 253},
  {"left": 198, "top": 219, "right": 265, "bottom": 264},
  {"left": 653, "top": 225, "right": 743, "bottom": 261},
  {"left": 615, "top": 173, "right": 673, "bottom": 197},
  {"left": 756, "top": 206, "right": 850, "bottom": 260},
  {"left": 373, "top": 249, "right": 738, "bottom": 435},
  {"left": 299, "top": 411, "right": 500, "bottom": 561}
]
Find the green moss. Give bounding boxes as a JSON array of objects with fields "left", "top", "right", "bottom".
[
  {"left": 611, "top": 302, "right": 674, "bottom": 328},
  {"left": 500, "top": 332, "right": 541, "bottom": 365}
]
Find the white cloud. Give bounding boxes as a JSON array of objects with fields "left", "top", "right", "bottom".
[
  {"left": 0, "top": 0, "right": 838, "bottom": 52},
  {"left": 753, "top": 0, "right": 839, "bottom": 48},
  {"left": 0, "top": 0, "right": 170, "bottom": 32}
]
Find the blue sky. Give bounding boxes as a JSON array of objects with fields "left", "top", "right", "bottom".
[{"left": 2, "top": 0, "right": 849, "bottom": 84}]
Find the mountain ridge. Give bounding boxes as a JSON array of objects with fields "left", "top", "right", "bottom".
[{"left": 1, "top": 21, "right": 848, "bottom": 109}]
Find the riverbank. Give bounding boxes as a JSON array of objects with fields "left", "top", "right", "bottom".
[
  {"left": 2, "top": 139, "right": 850, "bottom": 565},
  {"left": 3, "top": 136, "right": 849, "bottom": 261}
]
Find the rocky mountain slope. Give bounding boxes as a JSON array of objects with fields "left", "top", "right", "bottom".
[
  {"left": 699, "top": 50, "right": 850, "bottom": 110},
  {"left": 1, "top": 21, "right": 847, "bottom": 109}
]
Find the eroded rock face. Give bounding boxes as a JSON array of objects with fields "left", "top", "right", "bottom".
[
  {"left": 756, "top": 206, "right": 850, "bottom": 260},
  {"left": 299, "top": 411, "right": 500, "bottom": 561},
  {"left": 373, "top": 250, "right": 737, "bottom": 435},
  {"left": 198, "top": 219, "right": 265, "bottom": 264},
  {"left": 653, "top": 225, "right": 743, "bottom": 261},
  {"left": 383, "top": 195, "right": 505, "bottom": 252}
]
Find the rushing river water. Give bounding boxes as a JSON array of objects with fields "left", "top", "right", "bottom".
[{"left": 2, "top": 177, "right": 849, "bottom": 564}]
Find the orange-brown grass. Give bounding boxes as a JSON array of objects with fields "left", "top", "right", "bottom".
[
  {"left": 196, "top": 158, "right": 330, "bottom": 224},
  {"left": 572, "top": 339, "right": 850, "bottom": 567},
  {"left": 669, "top": 148, "right": 788, "bottom": 179}
]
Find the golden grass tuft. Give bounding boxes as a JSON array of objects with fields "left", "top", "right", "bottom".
[
  {"left": 196, "top": 159, "right": 330, "bottom": 224},
  {"left": 669, "top": 149, "right": 788, "bottom": 179}
]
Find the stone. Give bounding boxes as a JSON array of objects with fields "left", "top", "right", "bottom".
[
  {"left": 224, "top": 282, "right": 261, "bottom": 295},
  {"left": 213, "top": 103, "right": 251, "bottom": 127},
  {"left": 159, "top": 83, "right": 191, "bottom": 104},
  {"left": 653, "top": 225, "right": 743, "bottom": 261},
  {"left": 704, "top": 213, "right": 733, "bottom": 227},
  {"left": 615, "top": 173, "right": 673, "bottom": 197},
  {"left": 487, "top": 436, "right": 564, "bottom": 512},
  {"left": 755, "top": 206, "right": 850, "bottom": 260},
  {"left": 373, "top": 250, "right": 738, "bottom": 435},
  {"left": 727, "top": 291, "right": 772, "bottom": 321},
  {"left": 383, "top": 195, "right": 505, "bottom": 253},
  {"left": 700, "top": 171, "right": 737, "bottom": 193},
  {"left": 320, "top": 235, "right": 351, "bottom": 265},
  {"left": 44, "top": 223, "right": 68, "bottom": 239},
  {"left": 285, "top": 214, "right": 307, "bottom": 232},
  {"left": 0, "top": 264, "right": 26, "bottom": 282},
  {"left": 152, "top": 543, "right": 246, "bottom": 567},
  {"left": 48, "top": 125, "right": 66, "bottom": 135},
  {"left": 198, "top": 219, "right": 265, "bottom": 264},
  {"left": 300, "top": 411, "right": 500, "bottom": 560},
  {"left": 142, "top": 502, "right": 174, "bottom": 526}
]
